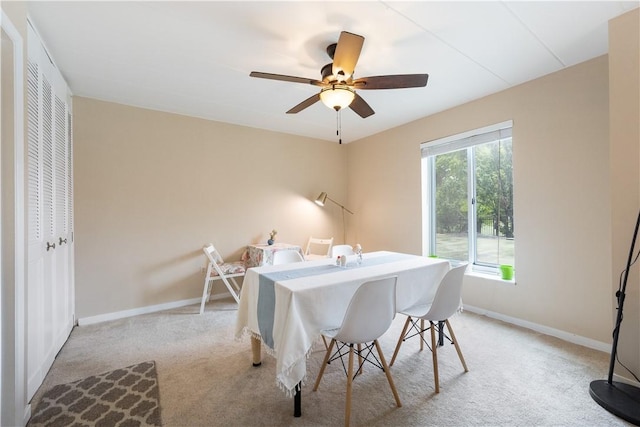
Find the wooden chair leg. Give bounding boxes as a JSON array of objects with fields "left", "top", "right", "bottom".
[
  {"left": 375, "top": 340, "right": 402, "bottom": 408},
  {"left": 251, "top": 336, "right": 262, "bottom": 366},
  {"left": 345, "top": 345, "right": 354, "bottom": 427},
  {"left": 445, "top": 319, "right": 468, "bottom": 372},
  {"left": 390, "top": 316, "right": 412, "bottom": 366},
  {"left": 357, "top": 344, "right": 363, "bottom": 375},
  {"left": 313, "top": 339, "right": 335, "bottom": 391},
  {"left": 420, "top": 318, "right": 425, "bottom": 351},
  {"left": 322, "top": 335, "right": 329, "bottom": 350},
  {"left": 430, "top": 321, "right": 440, "bottom": 393}
]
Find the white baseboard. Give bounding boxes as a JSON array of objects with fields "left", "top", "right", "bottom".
[
  {"left": 78, "top": 298, "right": 201, "bottom": 325},
  {"left": 463, "top": 304, "right": 611, "bottom": 353},
  {"left": 77, "top": 292, "right": 231, "bottom": 326},
  {"left": 613, "top": 373, "right": 640, "bottom": 385}
]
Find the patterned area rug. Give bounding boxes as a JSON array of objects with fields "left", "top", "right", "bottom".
[{"left": 28, "top": 361, "right": 162, "bottom": 427}]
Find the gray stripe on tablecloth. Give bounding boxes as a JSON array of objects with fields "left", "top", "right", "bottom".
[
  {"left": 257, "top": 253, "right": 417, "bottom": 349},
  {"left": 257, "top": 265, "right": 338, "bottom": 348}
]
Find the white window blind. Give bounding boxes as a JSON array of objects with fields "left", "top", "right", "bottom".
[{"left": 421, "top": 120, "right": 513, "bottom": 158}]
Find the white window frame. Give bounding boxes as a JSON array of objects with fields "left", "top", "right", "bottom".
[{"left": 421, "top": 121, "right": 513, "bottom": 274}]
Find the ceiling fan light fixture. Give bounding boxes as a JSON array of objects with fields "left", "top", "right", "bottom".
[{"left": 320, "top": 86, "right": 355, "bottom": 111}]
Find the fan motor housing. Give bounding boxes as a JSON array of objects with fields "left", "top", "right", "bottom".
[
  {"left": 321, "top": 63, "right": 334, "bottom": 82},
  {"left": 326, "top": 43, "right": 337, "bottom": 59}
]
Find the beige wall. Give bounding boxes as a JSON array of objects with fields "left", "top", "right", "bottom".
[
  {"left": 73, "top": 97, "right": 347, "bottom": 319},
  {"left": 348, "top": 55, "right": 613, "bottom": 344},
  {"left": 609, "top": 8, "right": 640, "bottom": 379}
]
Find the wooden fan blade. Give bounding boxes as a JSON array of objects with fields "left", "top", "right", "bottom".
[
  {"left": 332, "top": 31, "right": 364, "bottom": 79},
  {"left": 353, "top": 74, "right": 429, "bottom": 90},
  {"left": 286, "top": 93, "right": 321, "bottom": 114},
  {"left": 349, "top": 93, "right": 374, "bottom": 118},
  {"left": 250, "top": 71, "right": 324, "bottom": 87}
]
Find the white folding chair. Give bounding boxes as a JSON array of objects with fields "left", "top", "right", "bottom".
[
  {"left": 200, "top": 243, "right": 246, "bottom": 314},
  {"left": 389, "top": 263, "right": 469, "bottom": 393},
  {"left": 272, "top": 250, "right": 304, "bottom": 265},
  {"left": 313, "top": 276, "right": 401, "bottom": 427},
  {"left": 331, "top": 244, "right": 354, "bottom": 257},
  {"left": 304, "top": 236, "right": 333, "bottom": 260}
]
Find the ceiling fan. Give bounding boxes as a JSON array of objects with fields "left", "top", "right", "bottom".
[{"left": 250, "top": 31, "right": 429, "bottom": 118}]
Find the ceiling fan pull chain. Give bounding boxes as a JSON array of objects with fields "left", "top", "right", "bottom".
[{"left": 337, "top": 110, "right": 342, "bottom": 144}]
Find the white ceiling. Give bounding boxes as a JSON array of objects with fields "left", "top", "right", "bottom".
[{"left": 27, "top": 1, "right": 639, "bottom": 143}]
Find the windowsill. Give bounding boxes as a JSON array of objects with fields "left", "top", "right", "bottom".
[{"left": 467, "top": 269, "right": 516, "bottom": 285}]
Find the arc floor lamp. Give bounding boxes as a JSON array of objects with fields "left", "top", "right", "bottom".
[{"left": 315, "top": 192, "right": 353, "bottom": 243}]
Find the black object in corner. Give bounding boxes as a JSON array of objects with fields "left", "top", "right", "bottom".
[{"left": 589, "top": 209, "right": 640, "bottom": 426}]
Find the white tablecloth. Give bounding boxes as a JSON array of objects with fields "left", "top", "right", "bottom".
[{"left": 235, "top": 251, "right": 450, "bottom": 392}]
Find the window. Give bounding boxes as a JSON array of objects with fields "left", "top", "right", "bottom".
[{"left": 421, "top": 121, "right": 514, "bottom": 274}]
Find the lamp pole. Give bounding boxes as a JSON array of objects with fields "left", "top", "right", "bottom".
[
  {"left": 315, "top": 193, "right": 353, "bottom": 243},
  {"left": 324, "top": 196, "right": 353, "bottom": 244},
  {"left": 324, "top": 195, "right": 354, "bottom": 215}
]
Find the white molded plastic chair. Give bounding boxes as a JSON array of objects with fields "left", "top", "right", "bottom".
[
  {"left": 200, "top": 243, "right": 246, "bottom": 314},
  {"left": 304, "top": 236, "right": 333, "bottom": 260},
  {"left": 272, "top": 250, "right": 304, "bottom": 265},
  {"left": 389, "top": 263, "right": 469, "bottom": 393},
  {"left": 331, "top": 244, "right": 354, "bottom": 258},
  {"left": 313, "top": 276, "right": 401, "bottom": 427}
]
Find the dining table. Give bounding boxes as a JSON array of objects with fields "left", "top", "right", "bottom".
[{"left": 234, "top": 250, "right": 451, "bottom": 417}]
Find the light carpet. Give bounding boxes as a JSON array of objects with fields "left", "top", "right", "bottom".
[{"left": 28, "top": 298, "right": 633, "bottom": 426}]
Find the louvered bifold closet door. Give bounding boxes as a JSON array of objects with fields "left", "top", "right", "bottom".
[
  {"left": 26, "top": 22, "right": 74, "bottom": 401},
  {"left": 26, "top": 49, "right": 44, "bottom": 400},
  {"left": 53, "top": 85, "right": 72, "bottom": 350}
]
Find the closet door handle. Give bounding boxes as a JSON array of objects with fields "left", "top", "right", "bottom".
[
  {"left": 59, "top": 237, "right": 67, "bottom": 245},
  {"left": 46, "top": 241, "right": 56, "bottom": 251}
]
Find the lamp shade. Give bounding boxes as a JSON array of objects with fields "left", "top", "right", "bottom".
[
  {"left": 320, "top": 87, "right": 355, "bottom": 111},
  {"left": 315, "top": 192, "right": 328, "bottom": 207}
]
